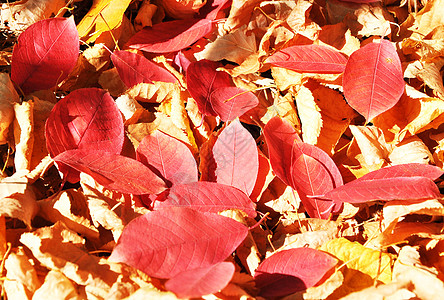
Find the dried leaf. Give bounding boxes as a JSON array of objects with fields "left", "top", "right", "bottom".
[{"left": 0, "top": 73, "right": 19, "bottom": 144}]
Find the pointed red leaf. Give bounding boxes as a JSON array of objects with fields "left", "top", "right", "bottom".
[
  {"left": 343, "top": 39, "right": 404, "bottom": 120},
  {"left": 111, "top": 50, "right": 177, "bottom": 87},
  {"left": 292, "top": 142, "right": 343, "bottom": 189},
  {"left": 109, "top": 207, "right": 248, "bottom": 278},
  {"left": 213, "top": 120, "right": 259, "bottom": 195},
  {"left": 210, "top": 87, "right": 259, "bottom": 122},
  {"left": 255, "top": 248, "right": 337, "bottom": 297},
  {"left": 45, "top": 88, "right": 124, "bottom": 182},
  {"left": 127, "top": 18, "right": 213, "bottom": 53},
  {"left": 187, "top": 59, "right": 233, "bottom": 116},
  {"left": 154, "top": 181, "right": 257, "bottom": 218},
  {"left": 264, "top": 118, "right": 343, "bottom": 218},
  {"left": 289, "top": 143, "right": 339, "bottom": 218},
  {"left": 165, "top": 262, "right": 235, "bottom": 299},
  {"left": 11, "top": 17, "right": 79, "bottom": 94},
  {"left": 263, "top": 116, "right": 301, "bottom": 186},
  {"left": 54, "top": 149, "right": 167, "bottom": 195},
  {"left": 136, "top": 131, "right": 198, "bottom": 186},
  {"left": 323, "top": 176, "right": 442, "bottom": 204},
  {"left": 355, "top": 163, "right": 444, "bottom": 182},
  {"left": 265, "top": 45, "right": 348, "bottom": 73}
]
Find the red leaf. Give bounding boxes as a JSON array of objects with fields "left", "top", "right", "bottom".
[
  {"left": 213, "top": 120, "right": 259, "bottom": 195},
  {"left": 263, "top": 116, "right": 301, "bottom": 186},
  {"left": 265, "top": 45, "right": 348, "bottom": 73},
  {"left": 323, "top": 176, "right": 442, "bottom": 204},
  {"left": 11, "top": 17, "right": 79, "bottom": 94},
  {"left": 45, "top": 88, "right": 124, "bottom": 182},
  {"left": 289, "top": 143, "right": 340, "bottom": 218},
  {"left": 264, "top": 117, "right": 343, "bottom": 218},
  {"left": 111, "top": 50, "right": 177, "bottom": 87},
  {"left": 154, "top": 181, "right": 257, "bottom": 218},
  {"left": 187, "top": 59, "right": 233, "bottom": 116},
  {"left": 54, "top": 149, "right": 167, "bottom": 195},
  {"left": 292, "top": 142, "right": 343, "bottom": 189},
  {"left": 109, "top": 207, "right": 248, "bottom": 278},
  {"left": 355, "top": 163, "right": 444, "bottom": 182},
  {"left": 343, "top": 39, "right": 404, "bottom": 120},
  {"left": 165, "top": 262, "right": 235, "bottom": 298},
  {"left": 254, "top": 248, "right": 337, "bottom": 297},
  {"left": 136, "top": 131, "right": 198, "bottom": 186},
  {"left": 127, "top": 19, "right": 213, "bottom": 53},
  {"left": 210, "top": 87, "right": 259, "bottom": 122}
]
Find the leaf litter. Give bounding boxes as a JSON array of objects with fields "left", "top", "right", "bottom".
[{"left": 0, "top": 0, "right": 444, "bottom": 299}]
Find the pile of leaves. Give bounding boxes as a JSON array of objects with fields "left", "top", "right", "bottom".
[{"left": 1, "top": 0, "right": 444, "bottom": 298}]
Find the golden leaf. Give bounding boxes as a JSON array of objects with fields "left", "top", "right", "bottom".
[
  {"left": 77, "top": 0, "right": 133, "bottom": 43},
  {"left": 321, "top": 237, "right": 395, "bottom": 285}
]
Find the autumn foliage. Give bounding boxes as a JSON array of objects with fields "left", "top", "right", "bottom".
[{"left": 1, "top": 0, "right": 444, "bottom": 299}]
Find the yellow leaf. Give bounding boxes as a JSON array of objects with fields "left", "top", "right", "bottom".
[
  {"left": 77, "top": 0, "right": 132, "bottom": 43},
  {"left": 321, "top": 238, "right": 395, "bottom": 285}
]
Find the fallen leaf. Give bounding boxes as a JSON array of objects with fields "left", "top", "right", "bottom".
[
  {"left": 254, "top": 247, "right": 338, "bottom": 297},
  {"left": 76, "top": 0, "right": 132, "bottom": 43},
  {"left": 154, "top": 181, "right": 257, "bottom": 218},
  {"left": 1, "top": 0, "right": 70, "bottom": 31},
  {"left": 343, "top": 39, "right": 404, "bottom": 120},
  {"left": 212, "top": 120, "right": 259, "bottom": 195},
  {"left": 195, "top": 25, "right": 257, "bottom": 64},
  {"left": 127, "top": 18, "right": 214, "bottom": 53},
  {"left": 0, "top": 73, "right": 19, "bottom": 144},
  {"left": 165, "top": 262, "right": 235, "bottom": 298},
  {"left": 0, "top": 173, "right": 38, "bottom": 228},
  {"left": 32, "top": 270, "right": 83, "bottom": 300},
  {"left": 210, "top": 87, "right": 259, "bottom": 122},
  {"left": 186, "top": 59, "right": 233, "bottom": 116},
  {"left": 45, "top": 88, "right": 124, "bottom": 182},
  {"left": 13, "top": 100, "right": 34, "bottom": 171},
  {"left": 109, "top": 207, "right": 248, "bottom": 278},
  {"left": 111, "top": 50, "right": 177, "bottom": 87},
  {"left": 266, "top": 44, "right": 348, "bottom": 73},
  {"left": 321, "top": 237, "right": 395, "bottom": 284},
  {"left": 136, "top": 130, "right": 198, "bottom": 186},
  {"left": 54, "top": 149, "right": 167, "bottom": 195},
  {"left": 4, "top": 250, "right": 41, "bottom": 299},
  {"left": 38, "top": 189, "right": 100, "bottom": 241},
  {"left": 11, "top": 17, "right": 79, "bottom": 94}
]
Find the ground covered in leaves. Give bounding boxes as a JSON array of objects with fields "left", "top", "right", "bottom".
[{"left": 1, "top": 0, "right": 444, "bottom": 299}]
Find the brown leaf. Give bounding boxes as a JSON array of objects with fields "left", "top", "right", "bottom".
[
  {"left": 195, "top": 25, "right": 257, "bottom": 65},
  {"left": 38, "top": 189, "right": 100, "bottom": 241},
  {"left": 4, "top": 249, "right": 41, "bottom": 299},
  {"left": 1, "top": 0, "right": 70, "bottom": 31},
  {"left": 0, "top": 73, "right": 19, "bottom": 144},
  {"left": 0, "top": 173, "right": 38, "bottom": 228},
  {"left": 19, "top": 222, "right": 120, "bottom": 298},
  {"left": 13, "top": 100, "right": 34, "bottom": 172},
  {"left": 33, "top": 270, "right": 83, "bottom": 300}
]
